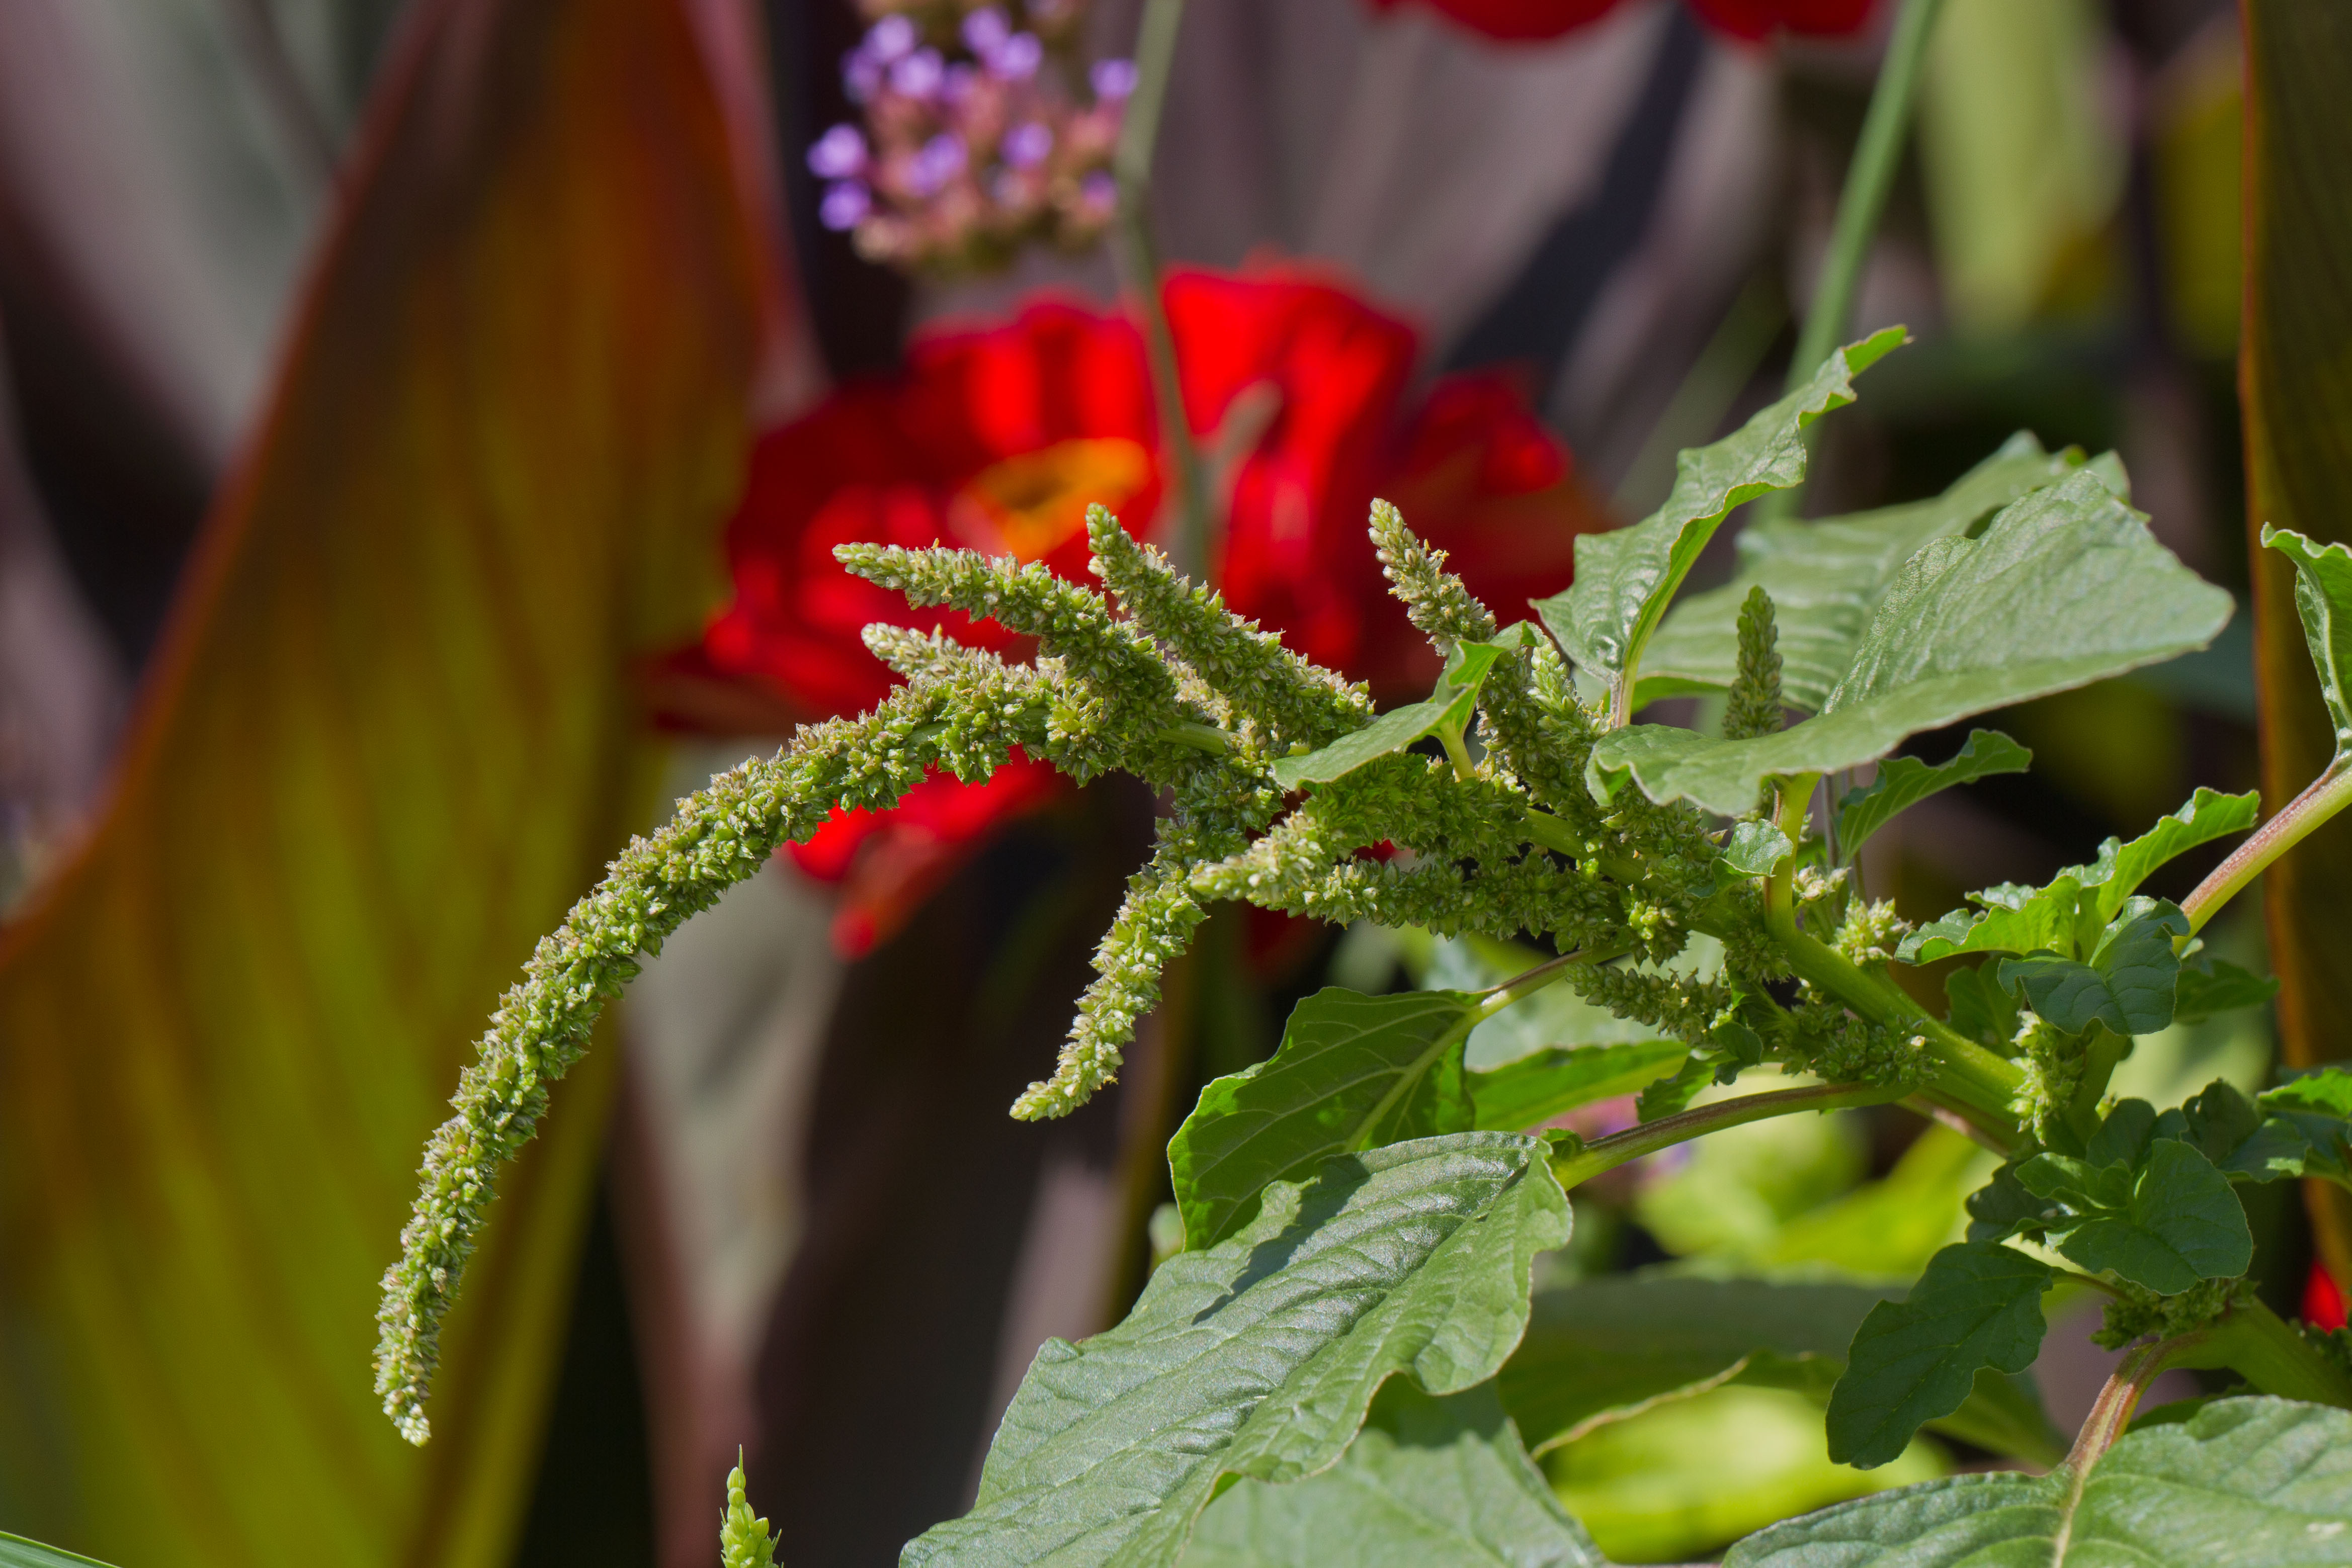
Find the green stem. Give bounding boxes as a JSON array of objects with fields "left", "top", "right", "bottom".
[
  {"left": 2181, "top": 757, "right": 2352, "bottom": 932},
  {"left": 1765, "top": 0, "right": 1943, "bottom": 521},
  {"left": 1111, "top": 0, "right": 1212, "bottom": 581},
  {"left": 2170, "top": 1294, "right": 2352, "bottom": 1410},
  {"left": 1784, "top": 0, "right": 1943, "bottom": 394},
  {"left": 2062, "top": 1335, "right": 2177, "bottom": 1476},
  {"left": 1550, "top": 1081, "right": 1907, "bottom": 1189},
  {"left": 1762, "top": 778, "right": 2023, "bottom": 1140}
]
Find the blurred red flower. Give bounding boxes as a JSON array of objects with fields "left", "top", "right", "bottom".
[
  {"left": 2309, "top": 1259, "right": 2349, "bottom": 1333},
  {"left": 1366, "top": 0, "right": 1874, "bottom": 42},
  {"left": 655, "top": 268, "right": 1603, "bottom": 955}
]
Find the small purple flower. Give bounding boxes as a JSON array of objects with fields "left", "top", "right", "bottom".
[
  {"left": 941, "top": 62, "right": 978, "bottom": 104},
  {"left": 1090, "top": 58, "right": 1138, "bottom": 101},
  {"left": 807, "top": 123, "right": 868, "bottom": 180},
  {"left": 864, "top": 14, "right": 917, "bottom": 63},
  {"left": 819, "top": 181, "right": 872, "bottom": 231},
  {"left": 961, "top": 7, "right": 1012, "bottom": 57},
  {"left": 1000, "top": 121, "right": 1053, "bottom": 169},
  {"left": 843, "top": 50, "right": 882, "bottom": 103},
  {"left": 909, "top": 133, "right": 969, "bottom": 196},
  {"left": 987, "top": 31, "right": 1042, "bottom": 81},
  {"left": 1079, "top": 170, "right": 1117, "bottom": 209},
  {"left": 889, "top": 46, "right": 945, "bottom": 100}
]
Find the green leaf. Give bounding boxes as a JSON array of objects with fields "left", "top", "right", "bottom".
[
  {"left": 2176, "top": 954, "right": 2282, "bottom": 1024},
  {"left": 1588, "top": 472, "right": 2233, "bottom": 814},
  {"left": 1537, "top": 328, "right": 1906, "bottom": 702},
  {"left": 1500, "top": 1275, "right": 1888, "bottom": 1454},
  {"left": 1467, "top": 1042, "right": 1691, "bottom": 1133},
  {"left": 2252, "top": 1069, "right": 2352, "bottom": 1186},
  {"left": 1902, "top": 877, "right": 2090, "bottom": 964},
  {"left": 1169, "top": 989, "right": 1483, "bottom": 1248},
  {"left": 2263, "top": 525, "right": 2352, "bottom": 754},
  {"left": 0, "top": 1, "right": 765, "bottom": 1558},
  {"left": 1728, "top": 1396, "right": 2352, "bottom": 1566},
  {"left": 1942, "top": 964, "right": 2021, "bottom": 1052},
  {"left": 1824, "top": 1241, "right": 2053, "bottom": 1470},
  {"left": 1902, "top": 787, "right": 2258, "bottom": 961},
  {"left": 2021, "top": 1138, "right": 2253, "bottom": 1294},
  {"left": 0, "top": 1535, "right": 120, "bottom": 1568},
  {"left": 1722, "top": 820, "right": 1795, "bottom": 876},
  {"left": 2059, "top": 785, "right": 2262, "bottom": 927},
  {"left": 1833, "top": 731, "right": 2031, "bottom": 856},
  {"left": 1181, "top": 1380, "right": 1604, "bottom": 1568},
  {"left": 905, "top": 1133, "right": 1569, "bottom": 1568},
  {"left": 1997, "top": 899, "right": 2191, "bottom": 1035},
  {"left": 1272, "top": 630, "right": 1525, "bottom": 788},
  {"left": 1641, "top": 434, "right": 2113, "bottom": 709}
]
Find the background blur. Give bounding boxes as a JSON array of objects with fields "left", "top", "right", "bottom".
[{"left": 0, "top": 0, "right": 2324, "bottom": 1565}]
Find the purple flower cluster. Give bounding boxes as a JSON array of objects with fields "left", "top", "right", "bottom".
[{"left": 813, "top": 2, "right": 1130, "bottom": 275}]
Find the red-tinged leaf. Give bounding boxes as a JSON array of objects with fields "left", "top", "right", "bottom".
[
  {"left": 0, "top": 0, "right": 765, "bottom": 1562},
  {"left": 2242, "top": 1, "right": 2352, "bottom": 1285}
]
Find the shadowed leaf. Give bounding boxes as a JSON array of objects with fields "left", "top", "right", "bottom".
[{"left": 1825, "top": 1241, "right": 2052, "bottom": 1470}]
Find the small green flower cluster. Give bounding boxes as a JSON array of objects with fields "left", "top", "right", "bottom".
[{"left": 373, "top": 499, "right": 1935, "bottom": 1444}]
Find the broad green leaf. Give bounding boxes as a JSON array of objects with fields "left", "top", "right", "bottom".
[
  {"left": 1642, "top": 435, "right": 2115, "bottom": 708},
  {"left": 1169, "top": 989, "right": 1483, "bottom": 1248},
  {"left": 2264, "top": 525, "right": 2352, "bottom": 754},
  {"left": 1272, "top": 629, "right": 1526, "bottom": 788},
  {"left": 1588, "top": 473, "right": 2233, "bottom": 815},
  {"left": 1496, "top": 1272, "right": 2055, "bottom": 1467},
  {"left": 2176, "top": 955, "right": 2282, "bottom": 1023},
  {"left": 1181, "top": 1380, "right": 1603, "bottom": 1568},
  {"left": 1902, "top": 786, "right": 2256, "bottom": 962},
  {"left": 1824, "top": 1241, "right": 2053, "bottom": 1469},
  {"left": 1468, "top": 1042, "right": 1690, "bottom": 1132},
  {"left": 2019, "top": 1138, "right": 2253, "bottom": 1293},
  {"left": 1997, "top": 899, "right": 2191, "bottom": 1035},
  {"left": 1729, "top": 1396, "right": 2352, "bottom": 1566},
  {"left": 0, "top": 3, "right": 762, "bottom": 1562},
  {"left": 1834, "top": 731, "right": 2031, "bottom": 856},
  {"left": 1537, "top": 328, "right": 1906, "bottom": 702},
  {"left": 905, "top": 1134, "right": 1569, "bottom": 1568}
]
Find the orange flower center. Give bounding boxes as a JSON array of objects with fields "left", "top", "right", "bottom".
[{"left": 949, "top": 438, "right": 1153, "bottom": 562}]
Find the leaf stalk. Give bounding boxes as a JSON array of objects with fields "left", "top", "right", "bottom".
[
  {"left": 1549, "top": 1080, "right": 1908, "bottom": 1190},
  {"left": 2180, "top": 758, "right": 2352, "bottom": 932}
]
